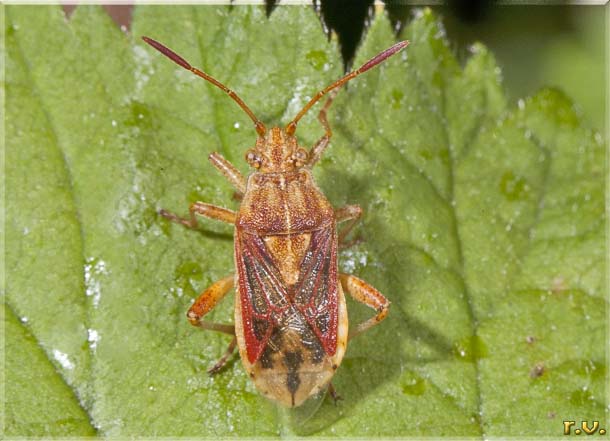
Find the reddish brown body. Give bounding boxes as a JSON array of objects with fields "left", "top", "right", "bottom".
[
  {"left": 143, "top": 36, "right": 407, "bottom": 407},
  {"left": 236, "top": 165, "right": 338, "bottom": 362},
  {"left": 235, "top": 138, "right": 346, "bottom": 405}
]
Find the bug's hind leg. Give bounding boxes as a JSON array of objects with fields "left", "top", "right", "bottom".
[
  {"left": 160, "top": 202, "right": 236, "bottom": 229},
  {"left": 339, "top": 273, "right": 389, "bottom": 339},
  {"left": 207, "top": 337, "right": 237, "bottom": 375},
  {"left": 327, "top": 382, "right": 343, "bottom": 405},
  {"left": 187, "top": 275, "right": 238, "bottom": 374},
  {"left": 187, "top": 274, "right": 235, "bottom": 333},
  {"left": 335, "top": 204, "right": 362, "bottom": 246}
]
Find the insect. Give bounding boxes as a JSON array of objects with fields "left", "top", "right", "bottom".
[{"left": 143, "top": 35, "right": 408, "bottom": 407}]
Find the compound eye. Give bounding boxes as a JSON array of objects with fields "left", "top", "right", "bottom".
[
  {"left": 245, "top": 149, "right": 262, "bottom": 169},
  {"left": 293, "top": 148, "right": 308, "bottom": 167}
]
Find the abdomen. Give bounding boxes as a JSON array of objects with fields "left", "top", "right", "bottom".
[{"left": 234, "top": 280, "right": 348, "bottom": 407}]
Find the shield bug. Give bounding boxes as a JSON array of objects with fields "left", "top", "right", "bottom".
[{"left": 143, "top": 35, "right": 408, "bottom": 407}]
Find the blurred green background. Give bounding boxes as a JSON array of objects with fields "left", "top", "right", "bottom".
[
  {"left": 67, "top": 2, "right": 607, "bottom": 130},
  {"left": 324, "top": 1, "right": 608, "bottom": 132},
  {"left": 436, "top": 4, "right": 607, "bottom": 132}
]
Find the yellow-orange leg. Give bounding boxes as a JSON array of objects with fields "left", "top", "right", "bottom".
[
  {"left": 187, "top": 275, "right": 235, "bottom": 333},
  {"left": 335, "top": 204, "right": 362, "bottom": 245},
  {"left": 208, "top": 152, "right": 246, "bottom": 196},
  {"left": 187, "top": 275, "right": 237, "bottom": 374},
  {"left": 160, "top": 202, "right": 236, "bottom": 228},
  {"left": 339, "top": 273, "right": 390, "bottom": 339}
]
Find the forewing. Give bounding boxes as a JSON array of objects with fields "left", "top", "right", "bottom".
[
  {"left": 293, "top": 227, "right": 338, "bottom": 356},
  {"left": 235, "top": 231, "right": 291, "bottom": 364}
]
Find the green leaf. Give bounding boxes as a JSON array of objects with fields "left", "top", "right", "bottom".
[
  {"left": 3, "top": 304, "right": 97, "bottom": 436},
  {"left": 4, "top": 5, "right": 606, "bottom": 437}
]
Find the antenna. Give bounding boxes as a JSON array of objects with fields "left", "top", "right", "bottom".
[
  {"left": 285, "top": 40, "right": 409, "bottom": 136},
  {"left": 142, "top": 37, "right": 266, "bottom": 137}
]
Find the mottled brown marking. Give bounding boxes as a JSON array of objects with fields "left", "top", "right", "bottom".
[
  {"left": 259, "top": 325, "right": 283, "bottom": 369},
  {"left": 242, "top": 254, "right": 269, "bottom": 315},
  {"left": 252, "top": 293, "right": 268, "bottom": 314},
  {"left": 308, "top": 339, "right": 325, "bottom": 364},
  {"left": 268, "top": 326, "right": 282, "bottom": 351},
  {"left": 316, "top": 313, "right": 330, "bottom": 335},
  {"left": 237, "top": 169, "right": 334, "bottom": 234},
  {"left": 283, "top": 350, "right": 304, "bottom": 404},
  {"left": 314, "top": 277, "right": 329, "bottom": 307},
  {"left": 283, "top": 350, "right": 304, "bottom": 371},
  {"left": 293, "top": 249, "right": 316, "bottom": 304},
  {"left": 252, "top": 260, "right": 286, "bottom": 307},
  {"left": 259, "top": 345, "right": 275, "bottom": 369},
  {"left": 252, "top": 317, "right": 268, "bottom": 341},
  {"left": 287, "top": 372, "right": 301, "bottom": 406}
]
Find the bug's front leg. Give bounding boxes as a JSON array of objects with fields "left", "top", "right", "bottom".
[
  {"left": 339, "top": 273, "right": 389, "bottom": 339},
  {"left": 160, "top": 202, "right": 236, "bottom": 229},
  {"left": 187, "top": 274, "right": 237, "bottom": 374},
  {"left": 208, "top": 152, "right": 246, "bottom": 196}
]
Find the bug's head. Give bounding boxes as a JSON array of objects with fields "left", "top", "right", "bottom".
[{"left": 245, "top": 127, "right": 308, "bottom": 173}]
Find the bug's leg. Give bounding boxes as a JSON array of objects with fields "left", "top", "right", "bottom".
[
  {"left": 207, "top": 336, "right": 237, "bottom": 375},
  {"left": 160, "top": 202, "right": 236, "bottom": 229},
  {"left": 208, "top": 152, "right": 247, "bottom": 196},
  {"left": 187, "top": 275, "right": 237, "bottom": 374},
  {"left": 307, "top": 89, "right": 339, "bottom": 168},
  {"left": 339, "top": 273, "right": 389, "bottom": 339},
  {"left": 187, "top": 274, "right": 235, "bottom": 334},
  {"left": 327, "top": 382, "right": 343, "bottom": 405},
  {"left": 335, "top": 204, "right": 362, "bottom": 245}
]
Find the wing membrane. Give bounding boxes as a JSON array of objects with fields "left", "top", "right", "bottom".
[
  {"left": 293, "top": 227, "right": 338, "bottom": 356},
  {"left": 236, "top": 232, "right": 290, "bottom": 363}
]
